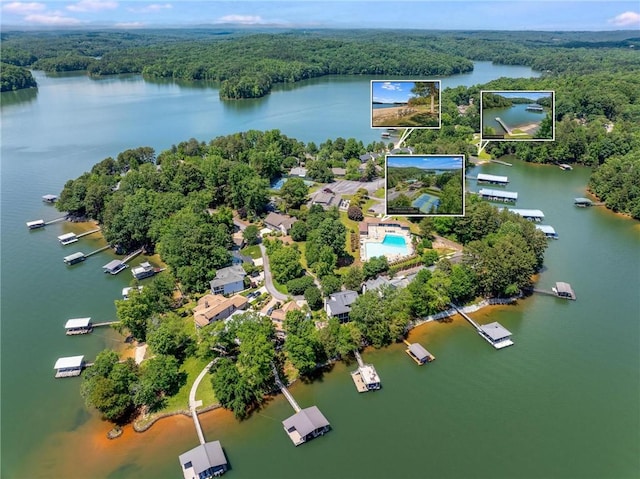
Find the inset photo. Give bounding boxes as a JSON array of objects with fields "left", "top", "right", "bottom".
[
  {"left": 386, "top": 155, "right": 464, "bottom": 216},
  {"left": 372, "top": 80, "right": 441, "bottom": 129},
  {"left": 481, "top": 90, "right": 554, "bottom": 141}
]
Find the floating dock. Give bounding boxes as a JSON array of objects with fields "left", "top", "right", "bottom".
[
  {"left": 58, "top": 232, "right": 78, "bottom": 245},
  {"left": 63, "top": 251, "right": 86, "bottom": 265},
  {"left": 489, "top": 159, "right": 513, "bottom": 167},
  {"left": 27, "top": 219, "right": 46, "bottom": 229},
  {"left": 404, "top": 340, "right": 435, "bottom": 365},
  {"left": 350, "top": 350, "right": 381, "bottom": 392},
  {"left": 552, "top": 281, "right": 576, "bottom": 300},
  {"left": 559, "top": 164, "right": 573, "bottom": 171},
  {"left": 525, "top": 104, "right": 544, "bottom": 112},
  {"left": 42, "top": 194, "right": 58, "bottom": 203},
  {"left": 131, "top": 261, "right": 156, "bottom": 280},
  {"left": 477, "top": 173, "right": 509, "bottom": 185},
  {"left": 452, "top": 305, "right": 513, "bottom": 350}
]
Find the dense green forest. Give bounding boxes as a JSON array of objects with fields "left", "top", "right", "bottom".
[{"left": 0, "top": 62, "right": 36, "bottom": 91}]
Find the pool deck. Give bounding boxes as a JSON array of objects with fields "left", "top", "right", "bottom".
[{"left": 360, "top": 226, "right": 414, "bottom": 262}]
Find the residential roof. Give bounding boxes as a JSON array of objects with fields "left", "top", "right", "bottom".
[
  {"left": 210, "top": 264, "right": 246, "bottom": 289},
  {"left": 326, "top": 290, "right": 358, "bottom": 316},
  {"left": 193, "top": 294, "right": 248, "bottom": 327},
  {"left": 282, "top": 406, "right": 330, "bottom": 438},
  {"left": 408, "top": 343, "right": 430, "bottom": 361},
  {"left": 313, "top": 192, "right": 335, "bottom": 205},
  {"left": 64, "top": 317, "right": 91, "bottom": 329},
  {"left": 264, "top": 212, "right": 297, "bottom": 231},
  {"left": 331, "top": 167, "right": 347, "bottom": 176},
  {"left": 270, "top": 301, "right": 301, "bottom": 322},
  {"left": 477, "top": 173, "right": 509, "bottom": 183},
  {"left": 178, "top": 441, "right": 228, "bottom": 476},
  {"left": 54, "top": 355, "right": 84, "bottom": 370},
  {"left": 363, "top": 277, "right": 393, "bottom": 292},
  {"left": 289, "top": 167, "right": 307, "bottom": 177},
  {"left": 479, "top": 322, "right": 512, "bottom": 341}
]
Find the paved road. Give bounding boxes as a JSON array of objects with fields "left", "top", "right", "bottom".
[{"left": 259, "top": 244, "right": 289, "bottom": 301}]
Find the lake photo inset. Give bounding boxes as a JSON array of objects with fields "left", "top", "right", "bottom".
[
  {"left": 372, "top": 80, "right": 441, "bottom": 128},
  {"left": 481, "top": 90, "right": 555, "bottom": 141}
]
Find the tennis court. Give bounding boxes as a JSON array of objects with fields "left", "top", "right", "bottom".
[{"left": 412, "top": 193, "right": 440, "bottom": 213}]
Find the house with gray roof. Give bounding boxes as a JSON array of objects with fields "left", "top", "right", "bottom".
[
  {"left": 264, "top": 212, "right": 297, "bottom": 235},
  {"left": 282, "top": 406, "right": 331, "bottom": 446},
  {"left": 289, "top": 166, "right": 307, "bottom": 177},
  {"left": 178, "top": 441, "right": 228, "bottom": 478},
  {"left": 325, "top": 290, "right": 359, "bottom": 321},
  {"left": 210, "top": 264, "right": 246, "bottom": 295},
  {"left": 362, "top": 276, "right": 395, "bottom": 294}
]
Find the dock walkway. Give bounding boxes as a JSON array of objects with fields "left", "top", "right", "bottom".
[
  {"left": 495, "top": 117, "right": 512, "bottom": 135},
  {"left": 189, "top": 360, "right": 215, "bottom": 445},
  {"left": 272, "top": 363, "right": 301, "bottom": 412},
  {"left": 122, "top": 248, "right": 144, "bottom": 264},
  {"left": 76, "top": 227, "right": 101, "bottom": 239},
  {"left": 45, "top": 216, "right": 68, "bottom": 225},
  {"left": 85, "top": 245, "right": 111, "bottom": 258}
]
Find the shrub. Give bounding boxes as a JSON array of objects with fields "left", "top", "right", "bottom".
[
  {"left": 286, "top": 275, "right": 315, "bottom": 295},
  {"left": 347, "top": 205, "right": 364, "bottom": 221}
]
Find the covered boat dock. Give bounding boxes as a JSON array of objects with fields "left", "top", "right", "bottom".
[
  {"left": 405, "top": 341, "right": 436, "bottom": 365},
  {"left": 63, "top": 252, "right": 86, "bottom": 265},
  {"left": 535, "top": 225, "right": 558, "bottom": 239},
  {"left": 479, "top": 188, "right": 518, "bottom": 203},
  {"left": 477, "top": 173, "right": 509, "bottom": 185},
  {"left": 64, "top": 317, "right": 92, "bottom": 335},
  {"left": 54, "top": 355, "right": 84, "bottom": 378},
  {"left": 103, "top": 259, "right": 127, "bottom": 275},
  {"left": 507, "top": 208, "right": 545, "bottom": 221}
]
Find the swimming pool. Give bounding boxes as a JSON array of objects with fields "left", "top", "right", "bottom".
[
  {"left": 364, "top": 234, "right": 410, "bottom": 260},
  {"left": 270, "top": 178, "right": 315, "bottom": 190}
]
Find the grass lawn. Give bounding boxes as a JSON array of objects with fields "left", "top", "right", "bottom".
[
  {"left": 272, "top": 278, "right": 289, "bottom": 295},
  {"left": 296, "top": 241, "right": 309, "bottom": 270},
  {"left": 134, "top": 355, "right": 219, "bottom": 429},
  {"left": 373, "top": 188, "right": 386, "bottom": 199},
  {"left": 241, "top": 244, "right": 262, "bottom": 259}
]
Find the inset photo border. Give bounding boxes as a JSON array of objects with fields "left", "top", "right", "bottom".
[
  {"left": 480, "top": 90, "right": 555, "bottom": 141},
  {"left": 385, "top": 154, "right": 465, "bottom": 217},
  {"left": 371, "top": 80, "right": 441, "bottom": 129}
]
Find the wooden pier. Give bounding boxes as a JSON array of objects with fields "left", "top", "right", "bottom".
[
  {"left": 489, "top": 159, "right": 513, "bottom": 167},
  {"left": 272, "top": 363, "right": 301, "bottom": 412},
  {"left": 45, "top": 216, "right": 68, "bottom": 225},
  {"left": 85, "top": 245, "right": 111, "bottom": 258},
  {"left": 494, "top": 117, "right": 512, "bottom": 135},
  {"left": 122, "top": 248, "right": 144, "bottom": 264}
]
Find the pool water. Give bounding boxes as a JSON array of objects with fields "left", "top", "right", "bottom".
[
  {"left": 270, "top": 178, "right": 315, "bottom": 190},
  {"left": 364, "top": 234, "right": 410, "bottom": 260}
]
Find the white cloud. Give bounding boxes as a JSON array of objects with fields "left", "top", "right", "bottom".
[
  {"left": 24, "top": 13, "right": 82, "bottom": 25},
  {"left": 608, "top": 11, "right": 640, "bottom": 27},
  {"left": 115, "top": 21, "right": 146, "bottom": 28},
  {"left": 67, "top": 0, "right": 118, "bottom": 13},
  {"left": 381, "top": 82, "right": 402, "bottom": 91},
  {"left": 2, "top": 2, "right": 46, "bottom": 14},
  {"left": 127, "top": 3, "right": 172, "bottom": 14},
  {"left": 217, "top": 14, "right": 265, "bottom": 25}
]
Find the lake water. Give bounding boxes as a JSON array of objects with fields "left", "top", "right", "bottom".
[
  {"left": 2, "top": 62, "right": 639, "bottom": 479},
  {"left": 483, "top": 103, "right": 547, "bottom": 133}
]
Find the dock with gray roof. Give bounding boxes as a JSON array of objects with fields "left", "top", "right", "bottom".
[{"left": 451, "top": 304, "right": 513, "bottom": 350}]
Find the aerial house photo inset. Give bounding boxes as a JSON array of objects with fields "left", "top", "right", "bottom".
[
  {"left": 386, "top": 155, "right": 464, "bottom": 216},
  {"left": 481, "top": 90, "right": 555, "bottom": 141},
  {"left": 371, "top": 80, "right": 441, "bottom": 129}
]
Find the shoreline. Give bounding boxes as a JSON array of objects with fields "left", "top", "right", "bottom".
[{"left": 131, "top": 294, "right": 521, "bottom": 434}]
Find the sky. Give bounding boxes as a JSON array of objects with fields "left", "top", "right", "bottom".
[
  {"left": 486, "top": 91, "right": 552, "bottom": 101},
  {"left": 388, "top": 155, "right": 463, "bottom": 170},
  {"left": 372, "top": 81, "right": 439, "bottom": 104},
  {"left": 1, "top": 1, "right": 639, "bottom": 30}
]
